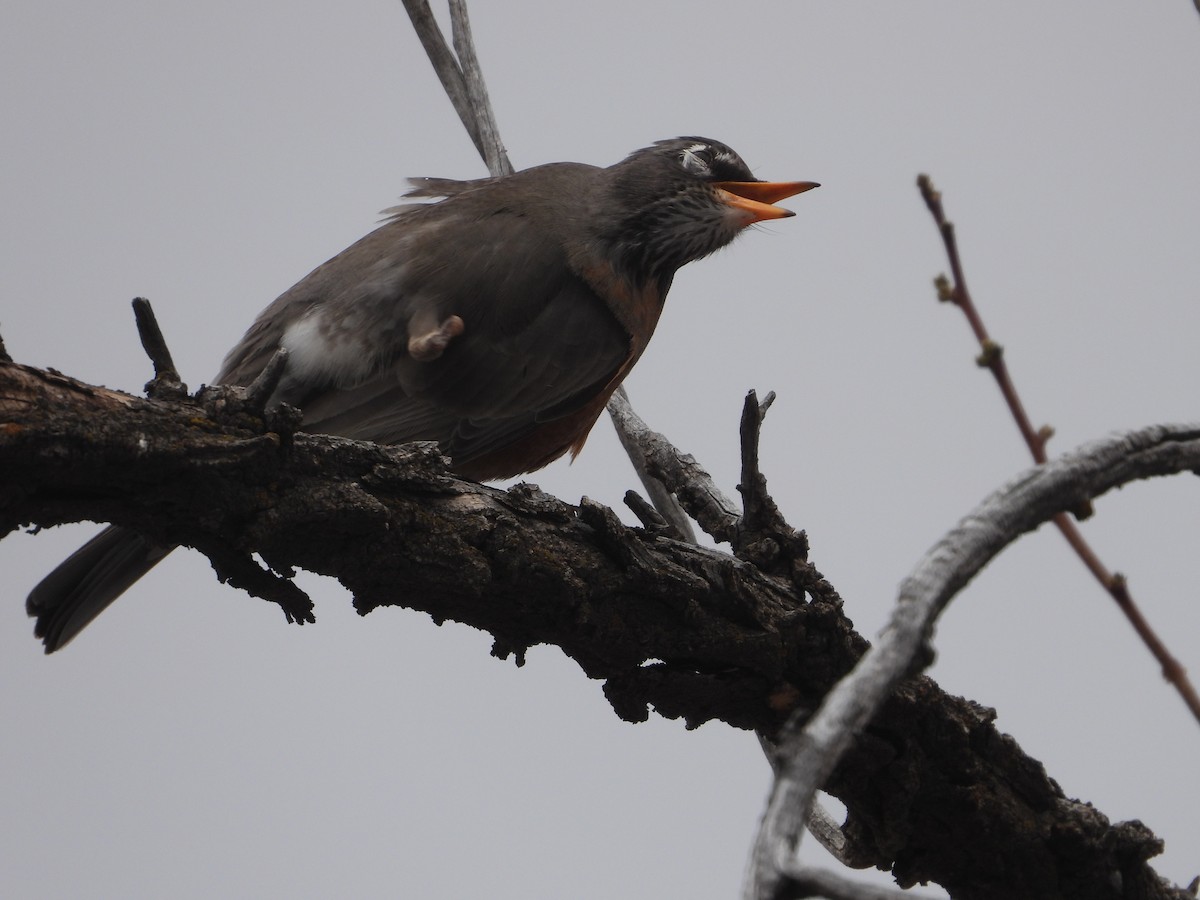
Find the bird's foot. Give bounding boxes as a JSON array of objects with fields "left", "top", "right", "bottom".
[{"left": 408, "top": 315, "right": 465, "bottom": 362}]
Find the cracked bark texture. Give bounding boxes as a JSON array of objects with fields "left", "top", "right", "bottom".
[{"left": 0, "top": 358, "right": 1191, "bottom": 900}]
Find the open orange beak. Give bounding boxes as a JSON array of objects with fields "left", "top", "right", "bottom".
[{"left": 715, "top": 180, "right": 820, "bottom": 225}]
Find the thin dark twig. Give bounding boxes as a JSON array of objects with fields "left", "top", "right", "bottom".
[
  {"left": 1055, "top": 523, "right": 1197, "bottom": 714},
  {"left": 0, "top": 329, "right": 11, "bottom": 364},
  {"left": 132, "top": 297, "right": 188, "bottom": 401},
  {"left": 132, "top": 297, "right": 180, "bottom": 384},
  {"left": 917, "top": 178, "right": 1046, "bottom": 461},
  {"left": 735, "top": 391, "right": 831, "bottom": 600},
  {"left": 916, "top": 173, "right": 1200, "bottom": 725},
  {"left": 738, "top": 390, "right": 771, "bottom": 533}
]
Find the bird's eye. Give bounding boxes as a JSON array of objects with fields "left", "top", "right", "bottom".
[{"left": 679, "top": 143, "right": 714, "bottom": 177}]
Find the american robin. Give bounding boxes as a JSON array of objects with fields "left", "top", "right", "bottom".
[{"left": 27, "top": 136, "right": 818, "bottom": 651}]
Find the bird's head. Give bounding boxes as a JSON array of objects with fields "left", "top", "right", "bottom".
[{"left": 599, "top": 137, "right": 818, "bottom": 279}]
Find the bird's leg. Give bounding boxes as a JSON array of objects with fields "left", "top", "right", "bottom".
[{"left": 407, "top": 314, "right": 465, "bottom": 362}]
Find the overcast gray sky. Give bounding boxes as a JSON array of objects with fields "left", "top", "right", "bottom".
[{"left": 3, "top": 2, "right": 1199, "bottom": 897}]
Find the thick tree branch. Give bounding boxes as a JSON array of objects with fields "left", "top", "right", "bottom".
[{"left": 2, "top": 356, "right": 1197, "bottom": 898}]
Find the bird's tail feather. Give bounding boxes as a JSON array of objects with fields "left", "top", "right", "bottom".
[{"left": 26, "top": 527, "right": 172, "bottom": 653}]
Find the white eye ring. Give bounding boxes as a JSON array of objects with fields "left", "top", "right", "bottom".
[{"left": 679, "top": 143, "right": 712, "bottom": 176}]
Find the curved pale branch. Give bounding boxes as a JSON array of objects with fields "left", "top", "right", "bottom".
[{"left": 745, "top": 423, "right": 1200, "bottom": 899}]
